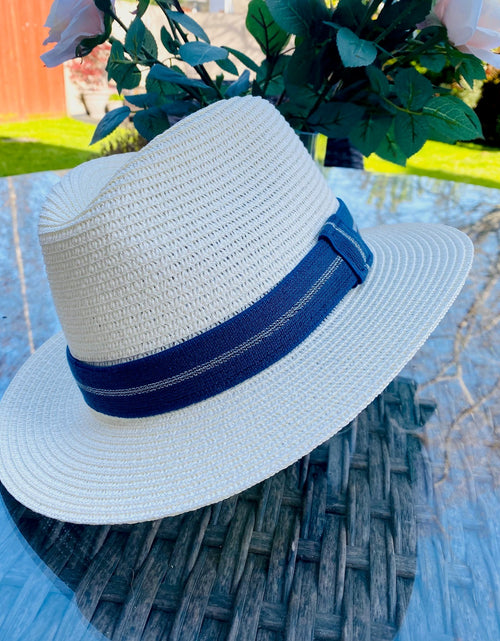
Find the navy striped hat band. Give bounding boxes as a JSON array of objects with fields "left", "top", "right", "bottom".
[{"left": 67, "top": 200, "right": 373, "bottom": 419}]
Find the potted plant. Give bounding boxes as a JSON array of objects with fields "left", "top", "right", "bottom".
[{"left": 42, "top": 0, "right": 500, "bottom": 164}]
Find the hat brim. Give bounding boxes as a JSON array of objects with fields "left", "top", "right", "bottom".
[{"left": 0, "top": 221, "right": 473, "bottom": 524}]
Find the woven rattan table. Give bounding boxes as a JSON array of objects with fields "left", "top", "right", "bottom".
[
  {"left": 1, "top": 168, "right": 499, "bottom": 640},
  {"left": 1, "top": 377, "right": 431, "bottom": 641}
]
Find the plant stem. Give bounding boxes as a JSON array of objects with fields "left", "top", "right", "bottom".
[
  {"left": 107, "top": 7, "right": 166, "bottom": 69},
  {"left": 357, "top": 0, "right": 385, "bottom": 35},
  {"left": 302, "top": 80, "right": 338, "bottom": 130},
  {"left": 171, "top": 0, "right": 184, "bottom": 12},
  {"left": 275, "top": 88, "right": 287, "bottom": 107},
  {"left": 373, "top": 3, "right": 419, "bottom": 45},
  {"left": 108, "top": 8, "right": 129, "bottom": 35},
  {"left": 382, "top": 96, "right": 421, "bottom": 116},
  {"left": 158, "top": 5, "right": 224, "bottom": 99},
  {"left": 389, "top": 31, "right": 445, "bottom": 67},
  {"left": 261, "top": 55, "right": 279, "bottom": 96}
]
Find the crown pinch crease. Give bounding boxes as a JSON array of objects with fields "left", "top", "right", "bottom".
[{"left": 67, "top": 201, "right": 373, "bottom": 418}]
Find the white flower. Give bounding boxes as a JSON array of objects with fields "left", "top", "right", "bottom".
[
  {"left": 433, "top": 0, "right": 500, "bottom": 67},
  {"left": 41, "top": 0, "right": 114, "bottom": 68}
]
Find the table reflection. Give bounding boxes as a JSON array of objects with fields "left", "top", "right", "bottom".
[
  {"left": 328, "top": 169, "right": 500, "bottom": 641},
  {"left": 0, "top": 168, "right": 499, "bottom": 640}
]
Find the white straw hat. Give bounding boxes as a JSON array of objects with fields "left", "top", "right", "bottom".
[{"left": 0, "top": 96, "right": 473, "bottom": 524}]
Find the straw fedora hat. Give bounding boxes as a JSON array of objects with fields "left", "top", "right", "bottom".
[{"left": 0, "top": 96, "right": 473, "bottom": 525}]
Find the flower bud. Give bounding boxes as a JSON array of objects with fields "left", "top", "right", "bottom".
[{"left": 41, "top": 0, "right": 115, "bottom": 68}]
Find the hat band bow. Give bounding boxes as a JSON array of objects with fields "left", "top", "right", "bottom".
[{"left": 67, "top": 200, "right": 373, "bottom": 418}]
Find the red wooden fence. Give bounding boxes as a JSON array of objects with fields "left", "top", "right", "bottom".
[{"left": 0, "top": 0, "right": 66, "bottom": 121}]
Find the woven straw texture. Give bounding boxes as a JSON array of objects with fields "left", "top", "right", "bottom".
[
  {"left": 39, "top": 97, "right": 336, "bottom": 365},
  {"left": 1, "top": 378, "right": 434, "bottom": 641},
  {"left": 0, "top": 96, "right": 474, "bottom": 524}
]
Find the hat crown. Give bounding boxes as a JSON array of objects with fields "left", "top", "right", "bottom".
[{"left": 39, "top": 97, "right": 337, "bottom": 365}]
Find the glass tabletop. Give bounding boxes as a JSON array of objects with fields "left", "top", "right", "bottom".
[{"left": 0, "top": 167, "right": 499, "bottom": 641}]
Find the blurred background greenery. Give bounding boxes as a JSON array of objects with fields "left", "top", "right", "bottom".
[
  {"left": 2, "top": 0, "right": 499, "bottom": 188},
  {"left": 1, "top": 116, "right": 499, "bottom": 189}
]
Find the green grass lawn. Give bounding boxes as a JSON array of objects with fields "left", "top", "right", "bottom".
[
  {"left": 364, "top": 140, "right": 500, "bottom": 190},
  {"left": 1, "top": 116, "right": 499, "bottom": 189},
  {"left": 0, "top": 118, "right": 102, "bottom": 177}
]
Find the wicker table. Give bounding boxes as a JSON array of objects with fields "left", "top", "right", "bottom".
[{"left": 0, "top": 169, "right": 499, "bottom": 641}]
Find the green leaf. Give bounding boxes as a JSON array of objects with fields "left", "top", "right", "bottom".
[
  {"left": 394, "top": 68, "right": 433, "bottom": 111},
  {"left": 307, "top": 102, "right": 365, "bottom": 139},
  {"left": 448, "top": 47, "right": 466, "bottom": 68},
  {"left": 458, "top": 55, "right": 486, "bottom": 89},
  {"left": 166, "top": 10, "right": 210, "bottom": 43},
  {"left": 423, "top": 95, "right": 483, "bottom": 142},
  {"left": 131, "top": 100, "right": 197, "bottom": 130},
  {"left": 349, "top": 113, "right": 393, "bottom": 156},
  {"left": 145, "top": 73, "right": 186, "bottom": 104},
  {"left": 366, "top": 65, "right": 389, "bottom": 97},
  {"left": 278, "top": 85, "right": 317, "bottom": 123},
  {"left": 93, "top": 0, "right": 113, "bottom": 11},
  {"left": 179, "top": 42, "right": 228, "bottom": 66},
  {"left": 216, "top": 56, "right": 239, "bottom": 76},
  {"left": 124, "top": 16, "right": 157, "bottom": 60},
  {"left": 191, "top": 83, "right": 218, "bottom": 101},
  {"left": 331, "top": 0, "right": 366, "bottom": 32},
  {"left": 286, "top": 85, "right": 317, "bottom": 112},
  {"left": 133, "top": 106, "right": 170, "bottom": 141},
  {"left": 223, "top": 46, "right": 260, "bottom": 73},
  {"left": 375, "top": 124, "right": 408, "bottom": 166},
  {"left": 266, "top": 0, "right": 329, "bottom": 36},
  {"left": 125, "top": 17, "right": 146, "bottom": 58},
  {"left": 123, "top": 93, "right": 159, "bottom": 108},
  {"left": 90, "top": 106, "right": 131, "bottom": 144},
  {"left": 393, "top": 112, "right": 428, "bottom": 158},
  {"left": 246, "top": 0, "right": 290, "bottom": 57},
  {"left": 285, "top": 40, "right": 318, "bottom": 87},
  {"left": 419, "top": 53, "right": 447, "bottom": 74},
  {"left": 256, "top": 55, "right": 290, "bottom": 95},
  {"left": 336, "top": 28, "right": 377, "bottom": 68},
  {"left": 106, "top": 41, "right": 141, "bottom": 93},
  {"left": 148, "top": 64, "right": 208, "bottom": 89},
  {"left": 160, "top": 26, "right": 180, "bottom": 55},
  {"left": 137, "top": 0, "right": 150, "bottom": 18},
  {"left": 225, "top": 70, "right": 251, "bottom": 98},
  {"left": 378, "top": 0, "right": 432, "bottom": 33},
  {"left": 143, "top": 24, "right": 158, "bottom": 59},
  {"left": 252, "top": 82, "right": 265, "bottom": 97},
  {"left": 323, "top": 21, "right": 339, "bottom": 31},
  {"left": 164, "top": 100, "right": 198, "bottom": 118}
]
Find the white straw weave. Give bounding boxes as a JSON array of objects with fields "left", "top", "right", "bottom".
[
  {"left": 39, "top": 98, "right": 337, "bottom": 365},
  {"left": 0, "top": 96, "right": 473, "bottom": 524}
]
